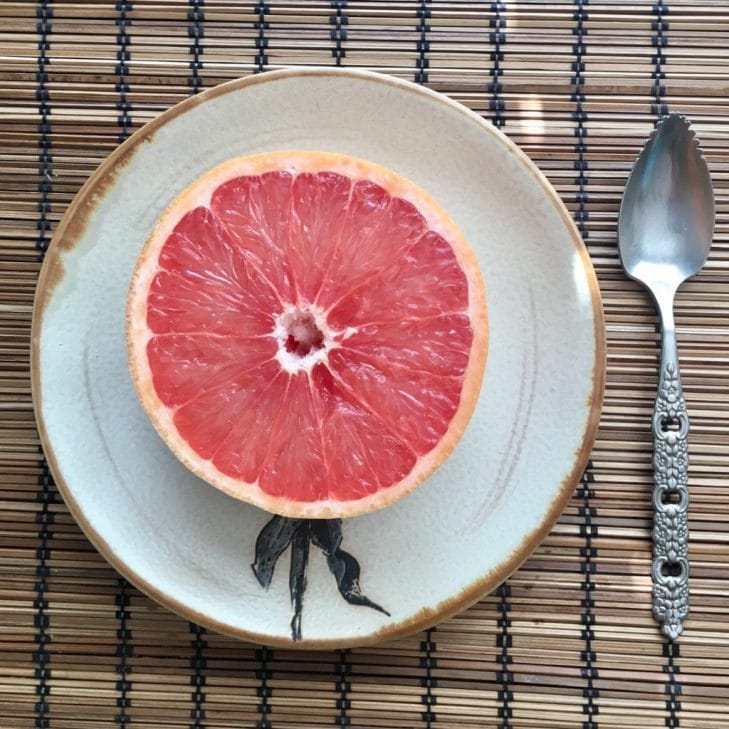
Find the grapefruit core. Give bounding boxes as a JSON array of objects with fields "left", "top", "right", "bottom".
[{"left": 126, "top": 151, "right": 488, "bottom": 518}]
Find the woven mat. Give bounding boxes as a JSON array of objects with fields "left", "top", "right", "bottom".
[{"left": 2, "top": 2, "right": 728, "bottom": 728}]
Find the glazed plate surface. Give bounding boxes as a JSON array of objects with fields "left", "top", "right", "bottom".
[{"left": 32, "top": 69, "right": 605, "bottom": 647}]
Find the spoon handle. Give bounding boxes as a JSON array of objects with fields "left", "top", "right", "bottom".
[{"left": 652, "top": 324, "right": 690, "bottom": 640}]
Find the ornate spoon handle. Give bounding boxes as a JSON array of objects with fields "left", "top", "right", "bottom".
[{"left": 652, "top": 322, "right": 690, "bottom": 640}]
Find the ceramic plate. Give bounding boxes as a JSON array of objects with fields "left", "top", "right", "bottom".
[{"left": 32, "top": 69, "right": 605, "bottom": 648}]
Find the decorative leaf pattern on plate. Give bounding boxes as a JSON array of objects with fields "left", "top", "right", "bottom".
[
  {"left": 311, "top": 520, "right": 389, "bottom": 615},
  {"left": 289, "top": 521, "right": 310, "bottom": 642},
  {"left": 251, "top": 516, "right": 388, "bottom": 641},
  {"left": 251, "top": 515, "right": 300, "bottom": 588}
]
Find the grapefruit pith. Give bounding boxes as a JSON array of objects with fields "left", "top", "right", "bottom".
[{"left": 127, "top": 151, "right": 487, "bottom": 518}]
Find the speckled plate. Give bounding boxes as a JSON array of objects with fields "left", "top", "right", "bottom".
[{"left": 32, "top": 68, "right": 605, "bottom": 648}]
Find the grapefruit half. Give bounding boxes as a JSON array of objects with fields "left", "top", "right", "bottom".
[{"left": 127, "top": 151, "right": 488, "bottom": 518}]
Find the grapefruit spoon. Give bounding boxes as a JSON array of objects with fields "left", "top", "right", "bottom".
[{"left": 126, "top": 151, "right": 488, "bottom": 518}]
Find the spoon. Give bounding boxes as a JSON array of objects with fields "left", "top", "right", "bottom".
[{"left": 618, "top": 113, "right": 714, "bottom": 640}]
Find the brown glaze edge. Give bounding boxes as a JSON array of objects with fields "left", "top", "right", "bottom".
[{"left": 31, "top": 67, "right": 606, "bottom": 650}]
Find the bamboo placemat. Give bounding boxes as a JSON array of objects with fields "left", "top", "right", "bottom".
[{"left": 1, "top": 2, "right": 728, "bottom": 728}]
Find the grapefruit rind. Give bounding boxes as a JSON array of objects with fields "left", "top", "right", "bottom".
[{"left": 127, "top": 150, "right": 488, "bottom": 518}]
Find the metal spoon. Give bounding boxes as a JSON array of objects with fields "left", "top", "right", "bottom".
[{"left": 618, "top": 113, "right": 714, "bottom": 640}]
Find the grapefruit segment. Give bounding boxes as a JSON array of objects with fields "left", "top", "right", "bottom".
[
  {"left": 327, "top": 231, "right": 469, "bottom": 329},
  {"left": 147, "top": 334, "right": 276, "bottom": 407},
  {"left": 211, "top": 172, "right": 296, "bottom": 302},
  {"left": 288, "top": 171, "right": 352, "bottom": 303},
  {"left": 312, "top": 363, "right": 416, "bottom": 502},
  {"left": 149, "top": 206, "right": 280, "bottom": 337},
  {"left": 210, "top": 370, "right": 289, "bottom": 483},
  {"left": 259, "top": 373, "right": 328, "bottom": 501},
  {"left": 127, "top": 151, "right": 488, "bottom": 518},
  {"left": 172, "top": 360, "right": 281, "bottom": 461},
  {"left": 341, "top": 315, "right": 472, "bottom": 378},
  {"left": 316, "top": 183, "right": 427, "bottom": 309},
  {"left": 328, "top": 348, "right": 463, "bottom": 456}
]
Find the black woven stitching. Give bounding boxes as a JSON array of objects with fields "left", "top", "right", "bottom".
[
  {"left": 571, "top": 0, "right": 589, "bottom": 220},
  {"left": 185, "top": 4, "right": 206, "bottom": 710},
  {"left": 496, "top": 583, "right": 512, "bottom": 729},
  {"left": 651, "top": 0, "right": 669, "bottom": 118},
  {"left": 254, "top": 2, "right": 269, "bottom": 73},
  {"left": 415, "top": 0, "right": 430, "bottom": 84},
  {"left": 35, "top": 0, "right": 53, "bottom": 263},
  {"left": 658, "top": 442, "right": 682, "bottom": 726},
  {"left": 578, "top": 470, "right": 599, "bottom": 728},
  {"left": 419, "top": 627, "right": 437, "bottom": 726},
  {"left": 34, "top": 5, "right": 54, "bottom": 727},
  {"left": 488, "top": 2, "right": 506, "bottom": 128},
  {"left": 34, "top": 466, "right": 54, "bottom": 728},
  {"left": 113, "top": 8, "right": 134, "bottom": 724},
  {"left": 330, "top": 1, "right": 348, "bottom": 66},
  {"left": 115, "top": 0, "right": 132, "bottom": 143},
  {"left": 573, "top": 6, "right": 599, "bottom": 728},
  {"left": 653, "top": 245, "right": 682, "bottom": 727},
  {"left": 490, "top": 6, "right": 511, "bottom": 720},
  {"left": 335, "top": 649, "right": 351, "bottom": 727},
  {"left": 650, "top": 8, "right": 682, "bottom": 727},
  {"left": 189, "top": 623, "right": 206, "bottom": 728},
  {"left": 663, "top": 640, "right": 682, "bottom": 727},
  {"left": 115, "top": 577, "right": 133, "bottom": 726},
  {"left": 256, "top": 647, "right": 273, "bottom": 728},
  {"left": 187, "top": 0, "right": 204, "bottom": 93}
]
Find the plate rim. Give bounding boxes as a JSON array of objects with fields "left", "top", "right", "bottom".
[{"left": 31, "top": 67, "right": 606, "bottom": 648}]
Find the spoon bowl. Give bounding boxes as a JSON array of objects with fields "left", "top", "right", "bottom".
[{"left": 619, "top": 113, "right": 714, "bottom": 293}]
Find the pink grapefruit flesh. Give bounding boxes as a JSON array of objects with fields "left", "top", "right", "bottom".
[{"left": 127, "top": 151, "right": 488, "bottom": 518}]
